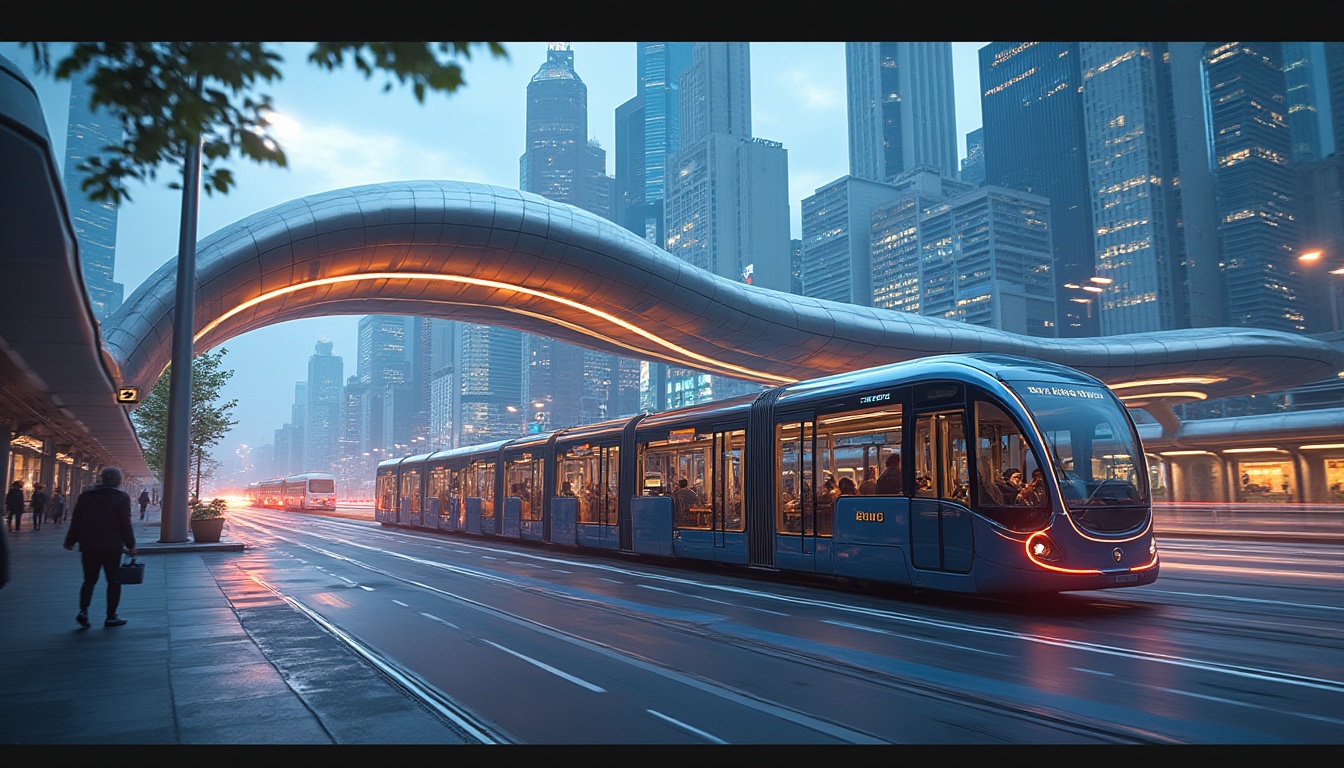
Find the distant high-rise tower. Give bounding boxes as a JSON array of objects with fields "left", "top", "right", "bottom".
[
  {"left": 63, "top": 75, "right": 124, "bottom": 321},
  {"left": 662, "top": 42, "right": 785, "bottom": 405},
  {"left": 302, "top": 339, "right": 344, "bottom": 475},
  {"left": 457, "top": 323, "right": 523, "bottom": 446},
  {"left": 615, "top": 42, "right": 696, "bottom": 412},
  {"left": 664, "top": 43, "right": 790, "bottom": 292},
  {"left": 846, "top": 42, "right": 959, "bottom": 182},
  {"left": 981, "top": 42, "right": 1097, "bottom": 337},
  {"left": 799, "top": 175, "right": 905, "bottom": 305},
  {"left": 1284, "top": 42, "right": 1331, "bottom": 163},
  {"left": 519, "top": 42, "right": 637, "bottom": 433},
  {"left": 960, "top": 127, "right": 985, "bottom": 186},
  {"left": 1079, "top": 42, "right": 1189, "bottom": 335},
  {"left": 353, "top": 315, "right": 414, "bottom": 452},
  {"left": 1204, "top": 42, "right": 1304, "bottom": 333},
  {"left": 519, "top": 43, "right": 614, "bottom": 217},
  {"left": 1326, "top": 42, "right": 1344, "bottom": 153},
  {"left": 427, "top": 318, "right": 458, "bottom": 449},
  {"left": 869, "top": 168, "right": 1056, "bottom": 336}
]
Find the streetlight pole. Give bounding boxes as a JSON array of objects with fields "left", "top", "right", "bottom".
[{"left": 158, "top": 133, "right": 203, "bottom": 543}]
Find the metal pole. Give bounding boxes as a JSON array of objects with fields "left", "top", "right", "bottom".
[{"left": 158, "top": 136, "right": 202, "bottom": 543}]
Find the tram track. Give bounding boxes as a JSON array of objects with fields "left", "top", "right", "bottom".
[{"left": 230, "top": 513, "right": 1190, "bottom": 742}]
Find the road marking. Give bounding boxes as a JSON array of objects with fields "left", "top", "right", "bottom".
[{"left": 480, "top": 639, "right": 606, "bottom": 693}]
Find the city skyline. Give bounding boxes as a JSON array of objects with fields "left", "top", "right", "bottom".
[{"left": 0, "top": 41, "right": 988, "bottom": 466}]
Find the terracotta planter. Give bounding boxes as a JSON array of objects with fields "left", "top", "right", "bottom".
[{"left": 190, "top": 517, "right": 225, "bottom": 543}]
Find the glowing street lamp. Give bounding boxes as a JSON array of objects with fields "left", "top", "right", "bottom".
[{"left": 1299, "top": 249, "right": 1340, "bottom": 331}]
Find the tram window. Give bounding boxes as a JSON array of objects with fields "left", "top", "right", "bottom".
[
  {"left": 400, "top": 470, "right": 421, "bottom": 513},
  {"left": 1018, "top": 383, "right": 1148, "bottom": 512},
  {"left": 376, "top": 472, "right": 397, "bottom": 514},
  {"left": 561, "top": 445, "right": 618, "bottom": 525},
  {"left": 505, "top": 456, "right": 543, "bottom": 521},
  {"left": 465, "top": 462, "right": 495, "bottom": 519},
  {"left": 972, "top": 401, "right": 1049, "bottom": 531},
  {"left": 776, "top": 421, "right": 812, "bottom": 534},
  {"left": 915, "top": 412, "right": 968, "bottom": 503},
  {"left": 642, "top": 436, "right": 712, "bottom": 529},
  {"left": 718, "top": 430, "right": 745, "bottom": 532},
  {"left": 813, "top": 406, "right": 904, "bottom": 534}
]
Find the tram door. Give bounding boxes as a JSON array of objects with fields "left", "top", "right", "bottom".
[{"left": 912, "top": 411, "right": 974, "bottom": 572}]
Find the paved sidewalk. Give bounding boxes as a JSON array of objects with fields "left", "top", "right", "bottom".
[{"left": 0, "top": 505, "right": 477, "bottom": 745}]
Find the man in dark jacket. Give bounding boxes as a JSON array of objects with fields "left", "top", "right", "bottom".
[
  {"left": 28, "top": 484, "right": 48, "bottom": 532},
  {"left": 5, "top": 481, "right": 23, "bottom": 531},
  {"left": 63, "top": 467, "right": 137, "bottom": 628}
]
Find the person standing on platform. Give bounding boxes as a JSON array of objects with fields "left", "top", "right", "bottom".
[
  {"left": 5, "top": 481, "right": 23, "bottom": 531},
  {"left": 137, "top": 489, "right": 150, "bottom": 521},
  {"left": 29, "top": 483, "right": 48, "bottom": 531},
  {"left": 48, "top": 487, "right": 67, "bottom": 526},
  {"left": 63, "top": 467, "right": 137, "bottom": 628}
]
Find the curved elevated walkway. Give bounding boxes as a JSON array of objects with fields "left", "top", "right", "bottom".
[{"left": 103, "top": 180, "right": 1344, "bottom": 408}]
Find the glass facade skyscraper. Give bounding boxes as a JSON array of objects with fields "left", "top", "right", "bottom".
[
  {"left": 1204, "top": 42, "right": 1304, "bottom": 333},
  {"left": 303, "top": 339, "right": 344, "bottom": 474},
  {"left": 1079, "top": 42, "right": 1188, "bottom": 335},
  {"left": 980, "top": 42, "right": 1096, "bottom": 337},
  {"left": 62, "top": 75, "right": 123, "bottom": 321},
  {"left": 846, "top": 42, "right": 959, "bottom": 182},
  {"left": 518, "top": 43, "right": 636, "bottom": 434},
  {"left": 869, "top": 170, "right": 1055, "bottom": 336}
]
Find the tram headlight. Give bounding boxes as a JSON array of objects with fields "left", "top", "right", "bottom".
[{"left": 1026, "top": 533, "right": 1063, "bottom": 562}]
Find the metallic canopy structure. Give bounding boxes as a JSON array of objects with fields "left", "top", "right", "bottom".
[{"left": 105, "top": 180, "right": 1344, "bottom": 428}]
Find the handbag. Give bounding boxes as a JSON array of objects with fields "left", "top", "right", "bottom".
[{"left": 117, "top": 557, "right": 145, "bottom": 585}]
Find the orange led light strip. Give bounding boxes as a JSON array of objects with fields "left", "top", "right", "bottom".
[{"left": 192, "top": 272, "right": 799, "bottom": 386}]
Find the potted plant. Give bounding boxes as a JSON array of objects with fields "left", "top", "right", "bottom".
[{"left": 189, "top": 497, "right": 228, "bottom": 543}]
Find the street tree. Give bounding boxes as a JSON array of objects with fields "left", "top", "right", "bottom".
[
  {"left": 131, "top": 348, "right": 239, "bottom": 499},
  {"left": 19, "top": 41, "right": 509, "bottom": 203}
]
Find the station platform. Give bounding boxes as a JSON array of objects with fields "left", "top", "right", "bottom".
[{"left": 0, "top": 504, "right": 477, "bottom": 745}]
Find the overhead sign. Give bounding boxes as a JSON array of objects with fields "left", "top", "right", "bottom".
[{"left": 116, "top": 387, "right": 141, "bottom": 404}]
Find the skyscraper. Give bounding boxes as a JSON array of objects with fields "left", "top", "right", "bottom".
[
  {"left": 302, "top": 339, "right": 343, "bottom": 474},
  {"left": 615, "top": 43, "right": 696, "bottom": 412},
  {"left": 799, "top": 175, "right": 904, "bottom": 305},
  {"left": 665, "top": 42, "right": 790, "bottom": 292},
  {"left": 519, "top": 43, "right": 637, "bottom": 433},
  {"left": 981, "top": 42, "right": 1097, "bottom": 337},
  {"left": 960, "top": 127, "right": 985, "bottom": 186},
  {"left": 62, "top": 75, "right": 123, "bottom": 321},
  {"left": 1079, "top": 42, "right": 1189, "bottom": 335},
  {"left": 457, "top": 323, "right": 522, "bottom": 446},
  {"left": 846, "top": 42, "right": 959, "bottom": 182},
  {"left": 352, "top": 315, "right": 414, "bottom": 452},
  {"left": 1204, "top": 42, "right": 1304, "bottom": 333},
  {"left": 661, "top": 42, "right": 786, "bottom": 405},
  {"left": 869, "top": 168, "right": 1055, "bottom": 336}
]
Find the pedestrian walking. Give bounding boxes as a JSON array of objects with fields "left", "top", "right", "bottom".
[
  {"left": 137, "top": 488, "right": 150, "bottom": 521},
  {"left": 29, "top": 483, "right": 48, "bottom": 531},
  {"left": 5, "top": 481, "right": 23, "bottom": 531},
  {"left": 49, "top": 487, "right": 67, "bottom": 526},
  {"left": 63, "top": 467, "right": 137, "bottom": 628}
]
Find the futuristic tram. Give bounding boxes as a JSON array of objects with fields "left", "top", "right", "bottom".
[
  {"left": 249, "top": 472, "right": 338, "bottom": 511},
  {"left": 374, "top": 354, "right": 1159, "bottom": 594}
]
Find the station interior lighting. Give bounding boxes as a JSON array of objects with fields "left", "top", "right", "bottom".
[
  {"left": 1299, "top": 443, "right": 1344, "bottom": 450},
  {"left": 1221, "top": 447, "right": 1284, "bottom": 454}
]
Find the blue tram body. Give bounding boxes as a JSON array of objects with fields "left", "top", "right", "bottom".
[{"left": 374, "top": 354, "right": 1159, "bottom": 594}]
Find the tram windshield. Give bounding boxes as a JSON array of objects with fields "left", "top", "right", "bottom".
[{"left": 1015, "top": 382, "right": 1149, "bottom": 517}]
